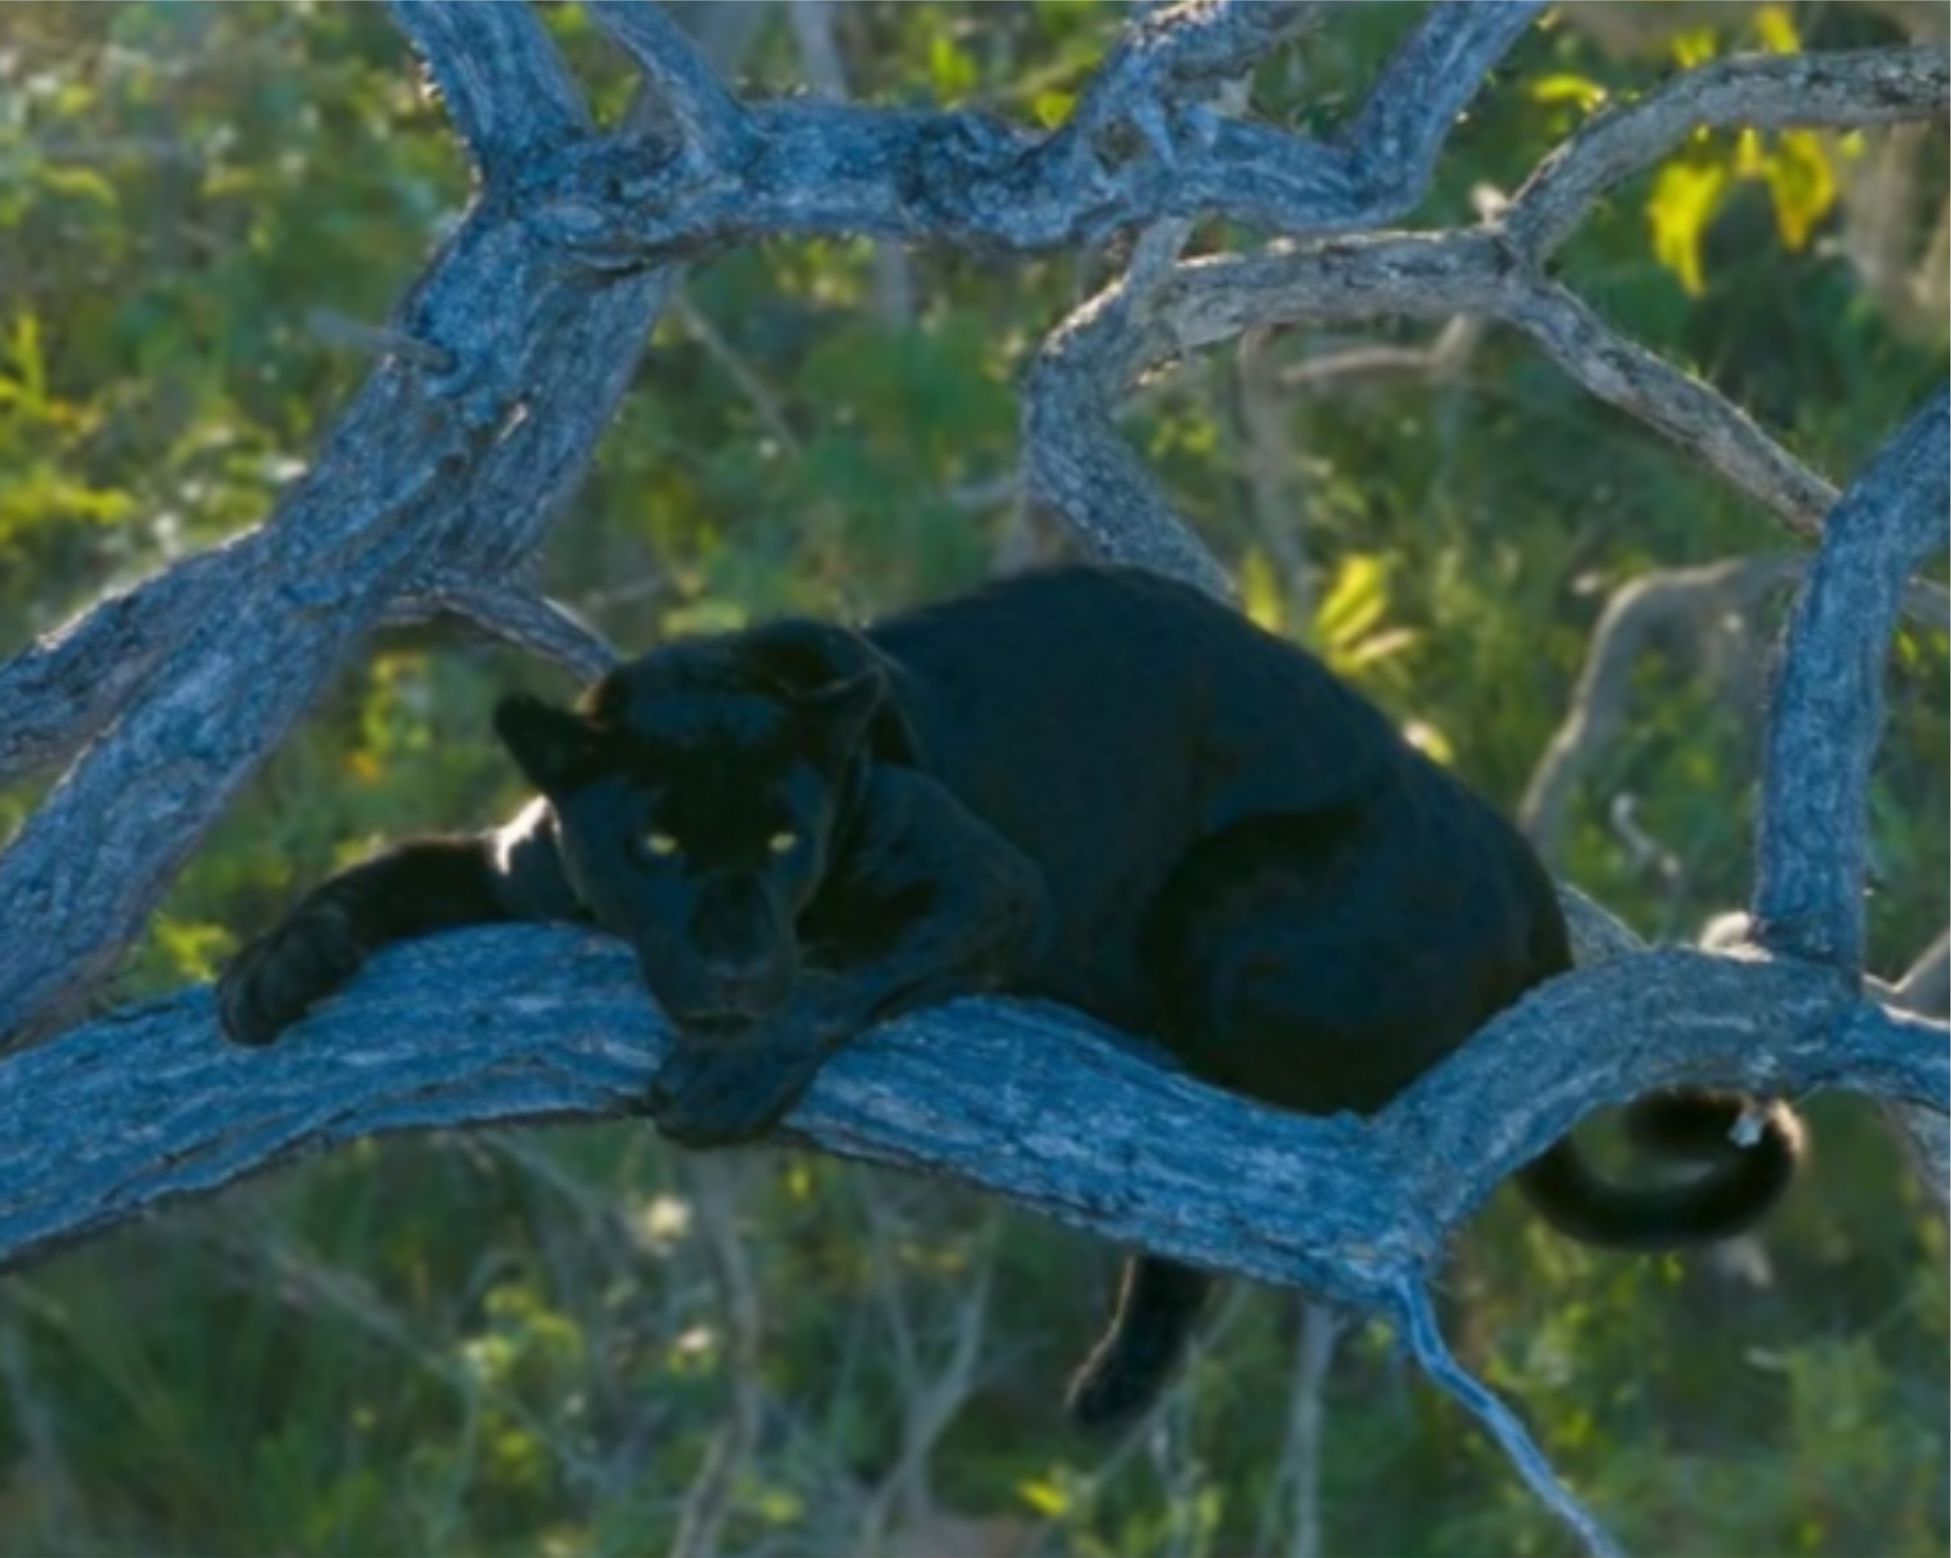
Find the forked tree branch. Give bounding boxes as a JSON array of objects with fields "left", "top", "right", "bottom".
[{"left": 2, "top": 6, "right": 1946, "bottom": 1551}]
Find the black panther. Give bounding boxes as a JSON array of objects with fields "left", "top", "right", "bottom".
[{"left": 218, "top": 564, "right": 1799, "bottom": 1428}]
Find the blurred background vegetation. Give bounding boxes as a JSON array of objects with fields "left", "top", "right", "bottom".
[{"left": 0, "top": 3, "right": 1945, "bottom": 1554}]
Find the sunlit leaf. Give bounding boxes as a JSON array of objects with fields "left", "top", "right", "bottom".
[
  {"left": 928, "top": 34, "right": 980, "bottom": 103},
  {"left": 35, "top": 164, "right": 118, "bottom": 209},
  {"left": 1670, "top": 27, "right": 1718, "bottom": 68},
  {"left": 1646, "top": 160, "right": 1727, "bottom": 296},
  {"left": 1240, "top": 546, "right": 1284, "bottom": 634},
  {"left": 1315, "top": 552, "right": 1389, "bottom": 650},
  {"left": 1402, "top": 719, "right": 1455, "bottom": 766},
  {"left": 1528, "top": 73, "right": 1607, "bottom": 112},
  {"left": 1032, "top": 87, "right": 1076, "bottom": 128},
  {"left": 1765, "top": 130, "right": 1837, "bottom": 251},
  {"left": 1753, "top": 4, "right": 1801, "bottom": 54},
  {"left": 1017, "top": 1478, "right": 1069, "bottom": 1518}
]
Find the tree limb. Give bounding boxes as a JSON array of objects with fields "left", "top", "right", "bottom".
[
  {"left": 1520, "top": 557, "right": 1801, "bottom": 861},
  {"left": 0, "top": 4, "right": 672, "bottom": 1045},
  {"left": 1753, "top": 386, "right": 1950, "bottom": 971},
  {"left": 386, "top": 575, "right": 621, "bottom": 683},
  {"left": 3, "top": 7, "right": 1946, "bottom": 1547},
  {"left": 1506, "top": 47, "right": 1951, "bottom": 261},
  {"left": 4, "top": 924, "right": 1939, "bottom": 1303},
  {"left": 538, "top": 3, "right": 1540, "bottom": 261},
  {"left": 1026, "top": 41, "right": 1946, "bottom": 553}
]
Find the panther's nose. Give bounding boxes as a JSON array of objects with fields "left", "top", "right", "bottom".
[{"left": 703, "top": 951, "right": 775, "bottom": 988}]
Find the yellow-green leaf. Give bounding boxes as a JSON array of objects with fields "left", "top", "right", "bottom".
[
  {"left": 1647, "top": 160, "right": 1727, "bottom": 296},
  {"left": 1315, "top": 553, "right": 1388, "bottom": 650},
  {"left": 1240, "top": 546, "right": 1284, "bottom": 634},
  {"left": 35, "top": 164, "right": 118, "bottom": 209},
  {"left": 1753, "top": 3, "right": 1801, "bottom": 54},
  {"left": 928, "top": 34, "right": 979, "bottom": 103},
  {"left": 1528, "top": 73, "right": 1608, "bottom": 112},
  {"left": 1765, "top": 130, "right": 1836, "bottom": 251},
  {"left": 1670, "top": 27, "right": 1718, "bottom": 69},
  {"left": 1032, "top": 88, "right": 1076, "bottom": 129},
  {"left": 1333, "top": 625, "right": 1419, "bottom": 674},
  {"left": 1017, "top": 1479, "right": 1069, "bottom": 1519}
]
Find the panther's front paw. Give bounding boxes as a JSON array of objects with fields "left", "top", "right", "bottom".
[
  {"left": 644, "top": 1040, "right": 820, "bottom": 1148},
  {"left": 217, "top": 903, "right": 366, "bottom": 1047}
]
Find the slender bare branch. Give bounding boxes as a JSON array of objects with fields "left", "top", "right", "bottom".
[
  {"left": 1392, "top": 1281, "right": 1623, "bottom": 1558},
  {"left": 1521, "top": 558, "right": 1801, "bottom": 859},
  {"left": 1275, "top": 314, "right": 1481, "bottom": 391},
  {"left": 1123, "top": 232, "right": 1839, "bottom": 536},
  {"left": 1501, "top": 277, "right": 1839, "bottom": 534},
  {"left": 1507, "top": 46, "right": 1951, "bottom": 260},
  {"left": 585, "top": 0, "right": 748, "bottom": 154},
  {"left": 388, "top": 576, "right": 620, "bottom": 683}
]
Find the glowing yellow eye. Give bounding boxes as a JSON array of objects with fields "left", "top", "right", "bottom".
[
  {"left": 644, "top": 832, "right": 680, "bottom": 857},
  {"left": 768, "top": 831, "right": 799, "bottom": 856}
]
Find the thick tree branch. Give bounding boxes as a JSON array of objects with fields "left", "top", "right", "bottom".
[
  {"left": 0, "top": 14, "right": 671, "bottom": 1046},
  {"left": 2, "top": 9, "right": 1945, "bottom": 1545},
  {"left": 1753, "top": 386, "right": 1950, "bottom": 972},
  {"left": 2, "top": 926, "right": 1940, "bottom": 1291},
  {"left": 0, "top": 539, "right": 258, "bottom": 788},
  {"left": 538, "top": 2, "right": 1539, "bottom": 261}
]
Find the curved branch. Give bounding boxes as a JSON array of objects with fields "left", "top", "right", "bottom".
[
  {"left": 0, "top": 20, "right": 672, "bottom": 1047},
  {"left": 1502, "top": 277, "right": 1839, "bottom": 534},
  {"left": 1521, "top": 558, "right": 1800, "bottom": 859},
  {"left": 1025, "top": 40, "right": 1945, "bottom": 563},
  {"left": 387, "top": 575, "right": 620, "bottom": 682},
  {"left": 1507, "top": 46, "right": 1951, "bottom": 260},
  {"left": 1117, "top": 231, "right": 1839, "bottom": 536},
  {"left": 544, "top": 2, "right": 1541, "bottom": 259},
  {"left": 1753, "top": 385, "right": 1950, "bottom": 971}
]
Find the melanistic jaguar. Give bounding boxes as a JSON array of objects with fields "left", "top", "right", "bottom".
[{"left": 220, "top": 565, "right": 1797, "bottom": 1427}]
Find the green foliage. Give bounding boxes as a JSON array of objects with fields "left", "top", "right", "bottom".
[{"left": 0, "top": 4, "right": 1944, "bottom": 1556}]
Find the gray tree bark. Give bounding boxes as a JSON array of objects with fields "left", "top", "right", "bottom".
[{"left": 1, "top": 6, "right": 1945, "bottom": 1553}]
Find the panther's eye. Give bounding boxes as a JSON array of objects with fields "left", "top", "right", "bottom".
[
  {"left": 768, "top": 830, "right": 799, "bottom": 856},
  {"left": 643, "top": 831, "right": 681, "bottom": 858}
]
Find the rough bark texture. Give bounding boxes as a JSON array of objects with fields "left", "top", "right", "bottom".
[{"left": 1, "top": 6, "right": 1945, "bottom": 1552}]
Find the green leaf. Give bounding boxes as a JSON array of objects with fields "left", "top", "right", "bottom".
[
  {"left": 1315, "top": 552, "right": 1389, "bottom": 650},
  {"left": 1646, "top": 160, "right": 1727, "bottom": 297}
]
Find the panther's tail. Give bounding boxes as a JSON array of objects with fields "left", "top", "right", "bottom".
[{"left": 1517, "top": 1091, "right": 1803, "bottom": 1250}]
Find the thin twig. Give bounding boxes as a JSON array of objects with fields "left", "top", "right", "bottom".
[{"left": 1393, "top": 1280, "right": 1624, "bottom": 1558}]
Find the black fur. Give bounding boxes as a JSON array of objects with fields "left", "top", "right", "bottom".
[{"left": 218, "top": 565, "right": 1800, "bottom": 1426}]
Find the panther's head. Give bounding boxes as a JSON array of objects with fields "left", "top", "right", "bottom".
[{"left": 494, "top": 625, "right": 885, "bottom": 1038}]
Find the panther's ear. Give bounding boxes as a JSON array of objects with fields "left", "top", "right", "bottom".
[
  {"left": 494, "top": 693, "right": 605, "bottom": 796},
  {"left": 794, "top": 668, "right": 884, "bottom": 768}
]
